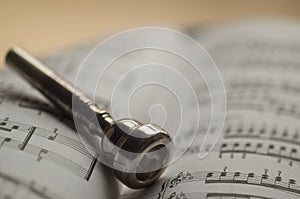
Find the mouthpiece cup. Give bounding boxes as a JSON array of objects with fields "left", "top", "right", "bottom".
[{"left": 103, "top": 119, "right": 173, "bottom": 189}]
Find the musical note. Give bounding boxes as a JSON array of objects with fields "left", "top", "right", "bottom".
[
  {"left": 158, "top": 170, "right": 300, "bottom": 198},
  {"left": 37, "top": 149, "right": 48, "bottom": 162},
  {"left": 48, "top": 128, "right": 58, "bottom": 140},
  {"left": 0, "top": 137, "right": 11, "bottom": 149},
  {"left": 226, "top": 82, "right": 300, "bottom": 119},
  {"left": 0, "top": 119, "right": 19, "bottom": 132},
  {"left": 289, "top": 179, "right": 297, "bottom": 189},
  {"left": 267, "top": 144, "right": 275, "bottom": 155},
  {"left": 275, "top": 171, "right": 282, "bottom": 185},
  {"left": 0, "top": 118, "right": 94, "bottom": 157},
  {"left": 242, "top": 142, "right": 251, "bottom": 158},
  {"left": 278, "top": 146, "right": 287, "bottom": 163},
  {"left": 231, "top": 143, "right": 240, "bottom": 158},
  {"left": 219, "top": 141, "right": 300, "bottom": 166},
  {"left": 224, "top": 122, "right": 300, "bottom": 147},
  {"left": 233, "top": 171, "right": 247, "bottom": 183},
  {"left": 0, "top": 134, "right": 95, "bottom": 180},
  {"left": 0, "top": 118, "right": 98, "bottom": 180},
  {"left": 289, "top": 148, "right": 297, "bottom": 166},
  {"left": 165, "top": 169, "right": 300, "bottom": 195},
  {"left": 219, "top": 143, "right": 227, "bottom": 158}
]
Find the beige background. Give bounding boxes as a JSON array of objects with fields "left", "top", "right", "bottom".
[{"left": 1, "top": 0, "right": 300, "bottom": 65}]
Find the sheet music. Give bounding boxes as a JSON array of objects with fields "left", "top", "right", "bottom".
[
  {"left": 0, "top": 63, "right": 119, "bottom": 198},
  {"left": 119, "top": 19, "right": 300, "bottom": 199}
]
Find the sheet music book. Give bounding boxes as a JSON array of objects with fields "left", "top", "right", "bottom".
[{"left": 1, "top": 19, "right": 300, "bottom": 199}]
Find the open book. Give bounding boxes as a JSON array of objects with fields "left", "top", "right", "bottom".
[{"left": 1, "top": 18, "right": 300, "bottom": 199}]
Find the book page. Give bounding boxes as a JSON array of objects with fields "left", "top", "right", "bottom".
[{"left": 120, "top": 19, "right": 300, "bottom": 199}]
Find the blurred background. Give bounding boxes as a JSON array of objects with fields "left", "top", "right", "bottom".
[{"left": 1, "top": 0, "right": 300, "bottom": 65}]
